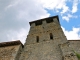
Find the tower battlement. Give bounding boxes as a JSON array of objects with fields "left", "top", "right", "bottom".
[{"left": 29, "top": 15, "right": 60, "bottom": 27}]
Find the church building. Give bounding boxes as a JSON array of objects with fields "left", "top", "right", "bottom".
[{"left": 0, "top": 15, "right": 80, "bottom": 60}]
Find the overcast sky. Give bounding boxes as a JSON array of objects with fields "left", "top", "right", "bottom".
[{"left": 0, "top": 0, "right": 80, "bottom": 44}]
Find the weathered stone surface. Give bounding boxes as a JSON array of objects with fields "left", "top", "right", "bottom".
[
  {"left": 20, "top": 41, "right": 63, "bottom": 60},
  {"left": 0, "top": 15, "right": 80, "bottom": 60},
  {"left": 69, "top": 40, "right": 80, "bottom": 53},
  {"left": 59, "top": 42, "right": 78, "bottom": 60},
  {"left": 19, "top": 16, "right": 70, "bottom": 60},
  {"left": 0, "top": 40, "right": 23, "bottom": 60}
]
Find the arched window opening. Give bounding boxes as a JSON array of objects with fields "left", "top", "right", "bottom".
[
  {"left": 50, "top": 33, "right": 53, "bottom": 40},
  {"left": 36, "top": 36, "right": 39, "bottom": 43}
]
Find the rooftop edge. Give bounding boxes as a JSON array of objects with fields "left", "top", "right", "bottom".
[
  {"left": 29, "top": 15, "right": 59, "bottom": 26},
  {"left": 0, "top": 40, "right": 24, "bottom": 47}
]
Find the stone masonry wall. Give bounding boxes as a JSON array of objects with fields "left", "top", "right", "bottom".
[
  {"left": 26, "top": 17, "right": 67, "bottom": 45},
  {"left": 0, "top": 45, "right": 21, "bottom": 60},
  {"left": 0, "top": 16, "right": 80, "bottom": 60},
  {"left": 20, "top": 16, "right": 69, "bottom": 60},
  {"left": 69, "top": 40, "right": 80, "bottom": 54},
  {"left": 20, "top": 40, "right": 63, "bottom": 60},
  {"left": 59, "top": 42, "right": 78, "bottom": 60}
]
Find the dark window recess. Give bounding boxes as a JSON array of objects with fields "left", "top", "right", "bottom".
[
  {"left": 50, "top": 33, "right": 53, "bottom": 39},
  {"left": 35, "top": 20, "right": 42, "bottom": 26},
  {"left": 36, "top": 36, "right": 39, "bottom": 43},
  {"left": 46, "top": 18, "right": 53, "bottom": 23}
]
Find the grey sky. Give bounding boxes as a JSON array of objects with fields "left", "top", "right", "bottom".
[{"left": 0, "top": 0, "right": 49, "bottom": 44}]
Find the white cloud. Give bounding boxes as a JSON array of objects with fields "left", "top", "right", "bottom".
[
  {"left": 62, "top": 26, "right": 80, "bottom": 40},
  {"left": 39, "top": 0, "right": 69, "bottom": 14},
  {"left": 62, "top": 14, "right": 72, "bottom": 22},
  {"left": 71, "top": 0, "right": 79, "bottom": 13},
  {"left": 38, "top": 0, "right": 79, "bottom": 21},
  {"left": 5, "top": 0, "right": 50, "bottom": 20},
  {"left": 61, "top": 0, "right": 79, "bottom": 21},
  {"left": 62, "top": 14, "right": 78, "bottom": 22},
  {"left": 0, "top": 0, "right": 50, "bottom": 44},
  {"left": 61, "top": 5, "right": 69, "bottom": 14},
  {"left": 7, "top": 28, "right": 28, "bottom": 44}
]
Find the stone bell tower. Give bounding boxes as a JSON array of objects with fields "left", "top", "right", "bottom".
[
  {"left": 19, "top": 15, "right": 78, "bottom": 60},
  {"left": 26, "top": 15, "right": 67, "bottom": 45}
]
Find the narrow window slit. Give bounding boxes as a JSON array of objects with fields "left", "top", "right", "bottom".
[
  {"left": 36, "top": 36, "right": 39, "bottom": 43},
  {"left": 50, "top": 33, "right": 53, "bottom": 40}
]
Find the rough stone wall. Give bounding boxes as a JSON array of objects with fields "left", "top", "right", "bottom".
[
  {"left": 20, "top": 16, "right": 68, "bottom": 60},
  {"left": 0, "top": 16, "right": 80, "bottom": 60},
  {"left": 20, "top": 40, "right": 63, "bottom": 60},
  {"left": 15, "top": 44, "right": 23, "bottom": 60},
  {"left": 0, "top": 44, "right": 21, "bottom": 60},
  {"left": 59, "top": 42, "right": 78, "bottom": 60},
  {"left": 69, "top": 40, "right": 80, "bottom": 53},
  {"left": 26, "top": 16, "right": 67, "bottom": 45}
]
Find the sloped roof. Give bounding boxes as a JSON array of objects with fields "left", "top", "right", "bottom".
[
  {"left": 68, "top": 40, "right": 80, "bottom": 41},
  {"left": 0, "top": 40, "right": 23, "bottom": 47}
]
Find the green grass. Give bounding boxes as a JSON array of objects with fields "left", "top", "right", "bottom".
[
  {"left": 73, "top": 50, "right": 80, "bottom": 60},
  {"left": 75, "top": 52, "right": 80, "bottom": 60}
]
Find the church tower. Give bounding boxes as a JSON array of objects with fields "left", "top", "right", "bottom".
[
  {"left": 19, "top": 15, "right": 78, "bottom": 60},
  {"left": 26, "top": 15, "right": 67, "bottom": 45}
]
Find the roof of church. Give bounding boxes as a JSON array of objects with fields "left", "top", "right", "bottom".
[{"left": 0, "top": 40, "right": 23, "bottom": 47}]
